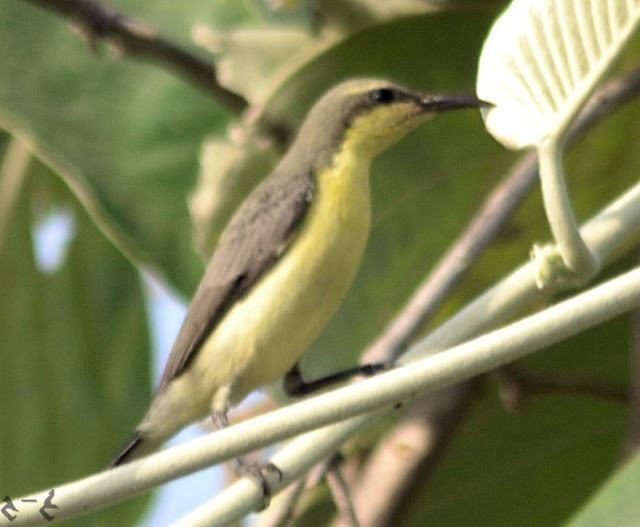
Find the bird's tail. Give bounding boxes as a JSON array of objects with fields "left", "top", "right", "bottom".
[{"left": 109, "top": 430, "right": 160, "bottom": 467}]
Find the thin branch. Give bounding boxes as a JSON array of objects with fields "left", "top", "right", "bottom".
[
  {"left": 22, "top": 0, "right": 248, "bottom": 113},
  {"left": 175, "top": 264, "right": 640, "bottom": 527},
  {"left": 493, "top": 366, "right": 628, "bottom": 412},
  {"left": 181, "top": 65, "right": 640, "bottom": 522},
  {"left": 273, "top": 66, "right": 640, "bottom": 526},
  {"left": 326, "top": 455, "right": 361, "bottom": 527}
]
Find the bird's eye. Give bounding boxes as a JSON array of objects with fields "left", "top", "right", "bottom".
[{"left": 370, "top": 88, "right": 396, "bottom": 104}]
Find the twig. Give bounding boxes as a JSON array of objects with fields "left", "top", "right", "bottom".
[
  {"left": 493, "top": 365, "right": 628, "bottom": 412},
  {"left": 326, "top": 455, "right": 361, "bottom": 527},
  {"left": 21, "top": 0, "right": 248, "bottom": 113}
]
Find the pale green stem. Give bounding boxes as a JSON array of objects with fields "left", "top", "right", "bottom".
[{"left": 536, "top": 137, "right": 599, "bottom": 283}]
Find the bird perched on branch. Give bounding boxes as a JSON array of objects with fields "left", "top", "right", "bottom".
[{"left": 110, "top": 79, "right": 484, "bottom": 484}]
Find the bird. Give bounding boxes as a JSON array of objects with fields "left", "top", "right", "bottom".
[{"left": 110, "top": 78, "right": 484, "bottom": 469}]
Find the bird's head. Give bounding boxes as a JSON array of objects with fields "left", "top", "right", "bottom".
[{"left": 290, "top": 79, "right": 486, "bottom": 168}]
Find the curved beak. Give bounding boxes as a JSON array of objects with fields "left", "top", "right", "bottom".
[{"left": 421, "top": 94, "right": 492, "bottom": 112}]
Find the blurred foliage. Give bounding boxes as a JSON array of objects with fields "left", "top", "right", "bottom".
[{"left": 1, "top": 0, "right": 639, "bottom": 525}]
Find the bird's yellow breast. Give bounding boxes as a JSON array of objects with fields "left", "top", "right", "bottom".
[{"left": 167, "top": 143, "right": 373, "bottom": 420}]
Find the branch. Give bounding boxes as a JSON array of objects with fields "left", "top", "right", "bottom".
[
  {"left": 326, "top": 456, "right": 361, "bottom": 527},
  {"left": 493, "top": 366, "right": 628, "bottom": 411},
  {"left": 265, "top": 67, "right": 640, "bottom": 526},
  {"left": 177, "top": 263, "right": 640, "bottom": 526},
  {"left": 22, "top": 0, "right": 248, "bottom": 113},
  {"left": 332, "top": 382, "right": 480, "bottom": 527}
]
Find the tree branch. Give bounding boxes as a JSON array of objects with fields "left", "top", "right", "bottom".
[
  {"left": 493, "top": 366, "right": 628, "bottom": 412},
  {"left": 22, "top": 0, "right": 248, "bottom": 114},
  {"left": 326, "top": 455, "right": 361, "bottom": 527}
]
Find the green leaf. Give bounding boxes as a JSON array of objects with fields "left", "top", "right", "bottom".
[
  {"left": 564, "top": 449, "right": 640, "bottom": 527},
  {"left": 0, "top": 0, "right": 233, "bottom": 295},
  {"left": 0, "top": 138, "right": 151, "bottom": 525}
]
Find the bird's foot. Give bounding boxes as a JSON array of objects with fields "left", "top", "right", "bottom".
[
  {"left": 284, "top": 360, "right": 396, "bottom": 396},
  {"left": 211, "top": 410, "right": 282, "bottom": 508},
  {"left": 234, "top": 458, "right": 283, "bottom": 509}
]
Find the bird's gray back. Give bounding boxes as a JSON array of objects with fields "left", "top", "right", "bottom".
[{"left": 157, "top": 167, "right": 315, "bottom": 391}]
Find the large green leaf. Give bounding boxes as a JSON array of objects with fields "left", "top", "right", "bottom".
[
  {"left": 0, "top": 140, "right": 151, "bottom": 525},
  {"left": 0, "top": 0, "right": 233, "bottom": 294},
  {"left": 403, "top": 312, "right": 631, "bottom": 527},
  {"left": 565, "top": 447, "right": 640, "bottom": 527}
]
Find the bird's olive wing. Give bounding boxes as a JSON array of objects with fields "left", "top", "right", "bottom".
[{"left": 156, "top": 170, "right": 315, "bottom": 390}]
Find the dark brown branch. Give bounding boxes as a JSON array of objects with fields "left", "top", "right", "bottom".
[
  {"left": 22, "top": 0, "right": 248, "bottom": 114},
  {"left": 364, "top": 150, "right": 539, "bottom": 363},
  {"left": 493, "top": 366, "right": 628, "bottom": 411},
  {"left": 326, "top": 455, "right": 361, "bottom": 527}
]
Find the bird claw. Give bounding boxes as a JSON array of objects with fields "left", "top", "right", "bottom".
[
  {"left": 360, "top": 361, "right": 395, "bottom": 375},
  {"left": 234, "top": 459, "right": 282, "bottom": 509},
  {"left": 211, "top": 410, "right": 282, "bottom": 508}
]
